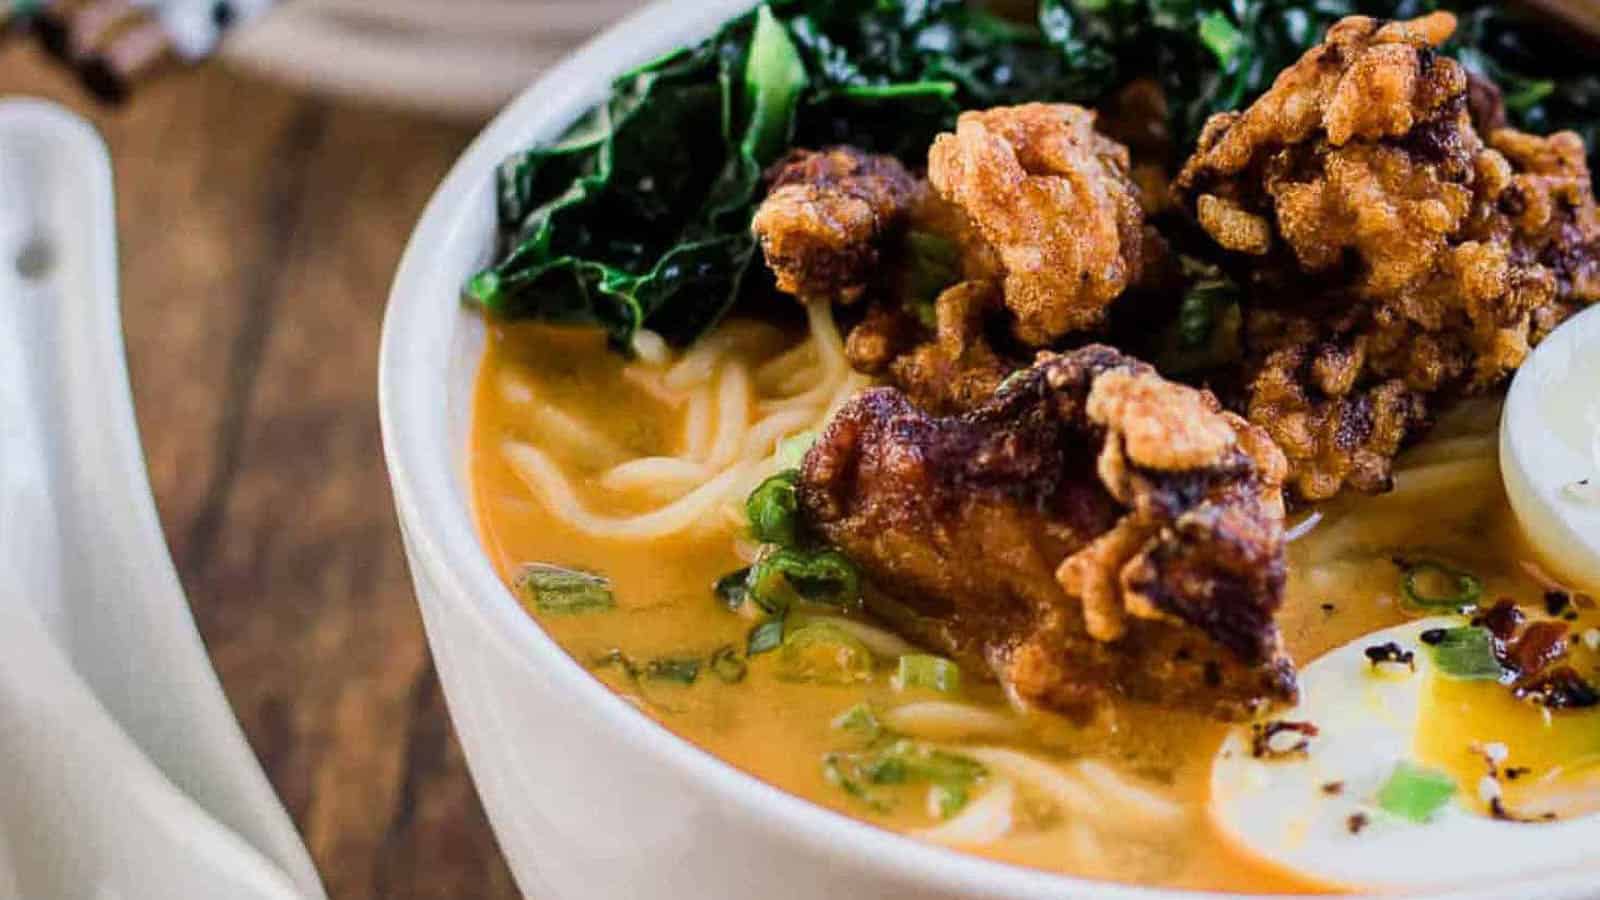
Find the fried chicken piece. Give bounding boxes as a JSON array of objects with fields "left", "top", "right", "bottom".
[
  {"left": 752, "top": 147, "right": 922, "bottom": 301},
  {"left": 928, "top": 104, "right": 1157, "bottom": 344},
  {"left": 885, "top": 281, "right": 1013, "bottom": 414},
  {"left": 798, "top": 346, "right": 1295, "bottom": 720},
  {"left": 839, "top": 182, "right": 1014, "bottom": 412},
  {"left": 842, "top": 281, "right": 1014, "bottom": 415},
  {"left": 1174, "top": 13, "right": 1600, "bottom": 499}
]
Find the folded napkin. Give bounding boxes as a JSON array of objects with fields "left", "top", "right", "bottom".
[{"left": 0, "top": 99, "right": 324, "bottom": 900}]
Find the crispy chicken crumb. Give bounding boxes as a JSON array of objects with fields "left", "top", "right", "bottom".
[{"left": 1175, "top": 13, "right": 1600, "bottom": 500}]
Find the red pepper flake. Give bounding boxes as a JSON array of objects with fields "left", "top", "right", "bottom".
[
  {"left": 1321, "top": 781, "right": 1345, "bottom": 796},
  {"left": 1251, "top": 720, "right": 1319, "bottom": 759},
  {"left": 1346, "top": 812, "right": 1370, "bottom": 834}
]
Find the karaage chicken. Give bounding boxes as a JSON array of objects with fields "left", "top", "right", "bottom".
[
  {"left": 797, "top": 346, "right": 1296, "bottom": 720},
  {"left": 1174, "top": 13, "right": 1600, "bottom": 499}
]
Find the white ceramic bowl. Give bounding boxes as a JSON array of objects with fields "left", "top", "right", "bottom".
[{"left": 377, "top": 3, "right": 1600, "bottom": 898}]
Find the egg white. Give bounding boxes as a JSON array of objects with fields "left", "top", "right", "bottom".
[
  {"left": 1502, "top": 302, "right": 1600, "bottom": 594},
  {"left": 1209, "top": 618, "right": 1600, "bottom": 892}
]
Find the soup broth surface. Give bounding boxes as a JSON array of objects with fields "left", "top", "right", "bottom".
[{"left": 471, "top": 319, "right": 1588, "bottom": 894}]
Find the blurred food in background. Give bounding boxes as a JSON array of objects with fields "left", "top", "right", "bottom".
[{"left": 2, "top": 0, "right": 649, "bottom": 116}]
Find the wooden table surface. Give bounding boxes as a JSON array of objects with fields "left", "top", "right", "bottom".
[{"left": 1, "top": 45, "right": 521, "bottom": 900}]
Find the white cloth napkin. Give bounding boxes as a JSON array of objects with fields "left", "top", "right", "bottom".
[{"left": 0, "top": 99, "right": 325, "bottom": 900}]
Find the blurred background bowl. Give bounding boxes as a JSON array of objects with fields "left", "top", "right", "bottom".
[{"left": 222, "top": 0, "right": 650, "bottom": 120}]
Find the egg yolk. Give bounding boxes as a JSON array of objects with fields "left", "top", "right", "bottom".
[{"left": 1415, "top": 649, "right": 1600, "bottom": 820}]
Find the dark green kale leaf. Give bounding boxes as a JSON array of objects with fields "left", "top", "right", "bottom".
[
  {"left": 782, "top": 0, "right": 1106, "bottom": 158},
  {"left": 471, "top": 0, "right": 1599, "bottom": 351},
  {"left": 1038, "top": 0, "right": 1600, "bottom": 173},
  {"left": 468, "top": 1, "right": 1098, "bottom": 349},
  {"left": 469, "top": 10, "right": 782, "bottom": 349}
]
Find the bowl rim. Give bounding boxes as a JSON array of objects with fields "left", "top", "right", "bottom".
[{"left": 378, "top": 3, "right": 1600, "bottom": 898}]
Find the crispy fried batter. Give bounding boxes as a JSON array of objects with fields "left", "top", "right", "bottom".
[
  {"left": 752, "top": 147, "right": 922, "bottom": 301},
  {"left": 884, "top": 281, "right": 1013, "bottom": 414},
  {"left": 1174, "top": 14, "right": 1600, "bottom": 499},
  {"left": 929, "top": 103, "right": 1156, "bottom": 344},
  {"left": 798, "top": 346, "right": 1295, "bottom": 720}
]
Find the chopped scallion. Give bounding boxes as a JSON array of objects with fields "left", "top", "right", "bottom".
[
  {"left": 893, "top": 654, "right": 962, "bottom": 694},
  {"left": 1425, "top": 627, "right": 1504, "bottom": 681},
  {"left": 708, "top": 644, "right": 748, "bottom": 684},
  {"left": 831, "top": 703, "right": 883, "bottom": 742},
  {"left": 644, "top": 657, "right": 701, "bottom": 685},
  {"left": 748, "top": 618, "right": 787, "bottom": 656},
  {"left": 746, "top": 546, "right": 861, "bottom": 614},
  {"left": 1377, "top": 761, "right": 1457, "bottom": 823},
  {"left": 517, "top": 564, "right": 615, "bottom": 615},
  {"left": 928, "top": 782, "right": 970, "bottom": 819},
  {"left": 779, "top": 622, "right": 874, "bottom": 685},
  {"left": 823, "top": 754, "right": 892, "bottom": 812},
  {"left": 883, "top": 740, "right": 985, "bottom": 785},
  {"left": 1400, "top": 560, "right": 1483, "bottom": 611},
  {"left": 746, "top": 470, "right": 801, "bottom": 546},
  {"left": 822, "top": 739, "right": 985, "bottom": 817},
  {"left": 747, "top": 617, "right": 786, "bottom": 656}
]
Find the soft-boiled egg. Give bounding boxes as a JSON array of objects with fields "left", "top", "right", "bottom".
[
  {"left": 1210, "top": 618, "right": 1600, "bottom": 892},
  {"left": 1502, "top": 302, "right": 1600, "bottom": 593}
]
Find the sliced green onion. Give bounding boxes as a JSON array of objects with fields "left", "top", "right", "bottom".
[
  {"left": 893, "top": 654, "right": 962, "bottom": 694},
  {"left": 746, "top": 470, "right": 801, "bottom": 546},
  {"left": 747, "top": 546, "right": 861, "bottom": 614},
  {"left": 1401, "top": 560, "right": 1483, "bottom": 610},
  {"left": 779, "top": 622, "right": 874, "bottom": 685},
  {"left": 1377, "top": 761, "right": 1457, "bottom": 823},
  {"left": 823, "top": 753, "right": 892, "bottom": 812},
  {"left": 861, "top": 754, "right": 909, "bottom": 785},
  {"left": 592, "top": 648, "right": 641, "bottom": 680},
  {"left": 713, "top": 567, "right": 751, "bottom": 612},
  {"left": 928, "top": 782, "right": 970, "bottom": 819},
  {"left": 747, "top": 617, "right": 786, "bottom": 656},
  {"left": 822, "top": 739, "right": 985, "bottom": 816},
  {"left": 708, "top": 644, "right": 748, "bottom": 684},
  {"left": 831, "top": 703, "right": 883, "bottom": 742},
  {"left": 776, "top": 431, "right": 817, "bottom": 469},
  {"left": 1425, "top": 627, "right": 1504, "bottom": 681},
  {"left": 643, "top": 656, "right": 700, "bottom": 685},
  {"left": 517, "top": 564, "right": 615, "bottom": 615},
  {"left": 882, "top": 740, "right": 985, "bottom": 785}
]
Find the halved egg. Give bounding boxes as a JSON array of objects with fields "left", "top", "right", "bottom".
[
  {"left": 1210, "top": 618, "right": 1600, "bottom": 892},
  {"left": 1502, "top": 302, "right": 1600, "bottom": 593}
]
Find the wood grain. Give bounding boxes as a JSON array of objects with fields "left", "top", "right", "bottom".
[{"left": 0, "top": 44, "right": 518, "bottom": 900}]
